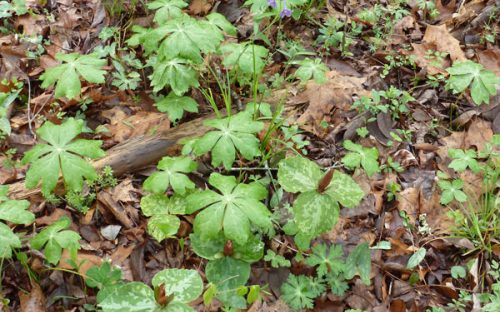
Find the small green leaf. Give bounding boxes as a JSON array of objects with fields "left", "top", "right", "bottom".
[
  {"left": 446, "top": 60, "right": 500, "bottom": 105},
  {"left": 85, "top": 261, "right": 123, "bottom": 303},
  {"left": 30, "top": 216, "right": 81, "bottom": 265},
  {"left": 341, "top": 140, "right": 380, "bottom": 176},
  {"left": 155, "top": 92, "right": 199, "bottom": 123},
  {"left": 293, "top": 58, "right": 328, "bottom": 84},
  {"left": 0, "top": 222, "right": 21, "bottom": 259},
  {"left": 344, "top": 242, "right": 371, "bottom": 285},
  {"left": 205, "top": 257, "right": 250, "bottom": 309},
  {"left": 152, "top": 268, "right": 203, "bottom": 303},
  {"left": 438, "top": 179, "right": 467, "bottom": 205},
  {"left": 407, "top": 247, "right": 426, "bottom": 269},
  {"left": 40, "top": 53, "right": 106, "bottom": 99},
  {"left": 448, "top": 149, "right": 481, "bottom": 173},
  {"left": 143, "top": 156, "right": 197, "bottom": 195},
  {"left": 451, "top": 266, "right": 466, "bottom": 279},
  {"left": 264, "top": 250, "right": 291, "bottom": 268}
]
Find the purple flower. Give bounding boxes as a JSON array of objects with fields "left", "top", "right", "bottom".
[
  {"left": 268, "top": 0, "right": 277, "bottom": 8},
  {"left": 280, "top": 5, "right": 292, "bottom": 18}
]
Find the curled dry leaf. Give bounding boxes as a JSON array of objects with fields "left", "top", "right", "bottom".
[{"left": 422, "top": 24, "right": 466, "bottom": 63}]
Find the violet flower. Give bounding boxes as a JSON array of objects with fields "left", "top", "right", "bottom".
[
  {"left": 268, "top": 0, "right": 277, "bottom": 8},
  {"left": 280, "top": 4, "right": 292, "bottom": 18}
]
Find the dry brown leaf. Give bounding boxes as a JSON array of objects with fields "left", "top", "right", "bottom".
[
  {"left": 477, "top": 48, "right": 500, "bottom": 76},
  {"left": 58, "top": 250, "right": 102, "bottom": 275},
  {"left": 189, "top": 0, "right": 213, "bottom": 15},
  {"left": 464, "top": 118, "right": 493, "bottom": 151},
  {"left": 110, "top": 178, "right": 137, "bottom": 203},
  {"left": 19, "top": 283, "right": 46, "bottom": 312},
  {"left": 293, "top": 70, "right": 367, "bottom": 137},
  {"left": 102, "top": 107, "right": 170, "bottom": 143},
  {"left": 422, "top": 24, "right": 466, "bottom": 63},
  {"left": 397, "top": 187, "right": 419, "bottom": 224},
  {"left": 409, "top": 42, "right": 449, "bottom": 75}
]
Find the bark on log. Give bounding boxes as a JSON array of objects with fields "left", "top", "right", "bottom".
[{"left": 7, "top": 113, "right": 211, "bottom": 199}]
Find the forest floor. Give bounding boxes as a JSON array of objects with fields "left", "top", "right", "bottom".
[{"left": 0, "top": 0, "right": 499, "bottom": 311}]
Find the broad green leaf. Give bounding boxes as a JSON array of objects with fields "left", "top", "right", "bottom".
[
  {"left": 190, "top": 232, "right": 264, "bottom": 263},
  {"left": 205, "top": 257, "right": 250, "bottom": 309},
  {"left": 150, "top": 58, "right": 199, "bottom": 95},
  {"left": 277, "top": 156, "right": 323, "bottom": 193},
  {"left": 152, "top": 268, "right": 203, "bottom": 303},
  {"left": 143, "top": 156, "right": 197, "bottom": 195},
  {"left": 0, "top": 222, "right": 21, "bottom": 258},
  {"left": 264, "top": 250, "right": 291, "bottom": 268},
  {"left": 293, "top": 58, "right": 328, "bottom": 84},
  {"left": 147, "top": 0, "right": 188, "bottom": 24},
  {"left": 407, "top": 247, "right": 426, "bottom": 269},
  {"left": 324, "top": 171, "right": 365, "bottom": 208},
  {"left": 22, "top": 118, "right": 105, "bottom": 195},
  {"left": 30, "top": 216, "right": 81, "bottom": 265},
  {"left": 99, "top": 282, "right": 157, "bottom": 312},
  {"left": 193, "top": 112, "right": 263, "bottom": 170},
  {"left": 292, "top": 191, "right": 339, "bottom": 238},
  {"left": 156, "top": 16, "right": 224, "bottom": 62},
  {"left": 155, "top": 92, "right": 198, "bottom": 123},
  {"left": 40, "top": 53, "right": 106, "bottom": 99},
  {"left": 0, "top": 198, "right": 34, "bottom": 225},
  {"left": 446, "top": 60, "right": 500, "bottom": 105},
  {"left": 188, "top": 173, "right": 271, "bottom": 243},
  {"left": 220, "top": 43, "right": 269, "bottom": 78},
  {"left": 341, "top": 140, "right": 380, "bottom": 176},
  {"left": 344, "top": 242, "right": 371, "bottom": 285}
]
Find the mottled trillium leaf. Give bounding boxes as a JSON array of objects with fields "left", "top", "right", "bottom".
[
  {"left": 140, "top": 194, "right": 187, "bottom": 242},
  {"left": 99, "top": 282, "right": 158, "bottom": 312},
  {"left": 40, "top": 52, "right": 106, "bottom": 99},
  {"left": 190, "top": 232, "right": 264, "bottom": 263},
  {"left": 143, "top": 156, "right": 197, "bottom": 195},
  {"left": 324, "top": 171, "right": 365, "bottom": 208},
  {"left": 277, "top": 156, "right": 323, "bottom": 193},
  {"left": 21, "top": 118, "right": 105, "bottom": 195},
  {"left": 152, "top": 269, "right": 203, "bottom": 303},
  {"left": 292, "top": 191, "right": 339, "bottom": 239}
]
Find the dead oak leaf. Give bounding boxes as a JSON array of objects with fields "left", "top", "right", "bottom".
[
  {"left": 422, "top": 24, "right": 466, "bottom": 63},
  {"left": 292, "top": 70, "right": 367, "bottom": 137}
]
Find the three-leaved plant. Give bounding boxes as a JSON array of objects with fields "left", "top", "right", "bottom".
[
  {"left": 192, "top": 112, "right": 264, "bottom": 170},
  {"left": 278, "top": 156, "right": 364, "bottom": 242},
  {"left": 186, "top": 172, "right": 272, "bottom": 244},
  {"left": 99, "top": 268, "right": 203, "bottom": 312},
  {"left": 22, "top": 118, "right": 106, "bottom": 196},
  {"left": 341, "top": 140, "right": 380, "bottom": 177},
  {"left": 446, "top": 60, "right": 500, "bottom": 105},
  {"left": 30, "top": 216, "right": 81, "bottom": 265},
  {"left": 40, "top": 52, "right": 106, "bottom": 99},
  {"left": 0, "top": 185, "right": 34, "bottom": 259}
]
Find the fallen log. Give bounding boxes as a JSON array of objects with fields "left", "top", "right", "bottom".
[{"left": 7, "top": 114, "right": 210, "bottom": 199}]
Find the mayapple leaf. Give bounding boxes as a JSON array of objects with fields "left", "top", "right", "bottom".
[
  {"left": 150, "top": 58, "right": 199, "bottom": 95},
  {"left": 143, "top": 156, "right": 197, "bottom": 195},
  {"left": 186, "top": 173, "right": 271, "bottom": 244},
  {"left": 193, "top": 112, "right": 263, "bottom": 170},
  {"left": 446, "top": 60, "right": 500, "bottom": 105},
  {"left": 152, "top": 268, "right": 203, "bottom": 303},
  {"left": 40, "top": 52, "right": 106, "bottom": 99},
  {"left": 147, "top": 0, "right": 188, "bottom": 24},
  {"left": 220, "top": 43, "right": 269, "bottom": 78},
  {"left": 21, "top": 118, "right": 105, "bottom": 195},
  {"left": 155, "top": 92, "right": 198, "bottom": 123}
]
